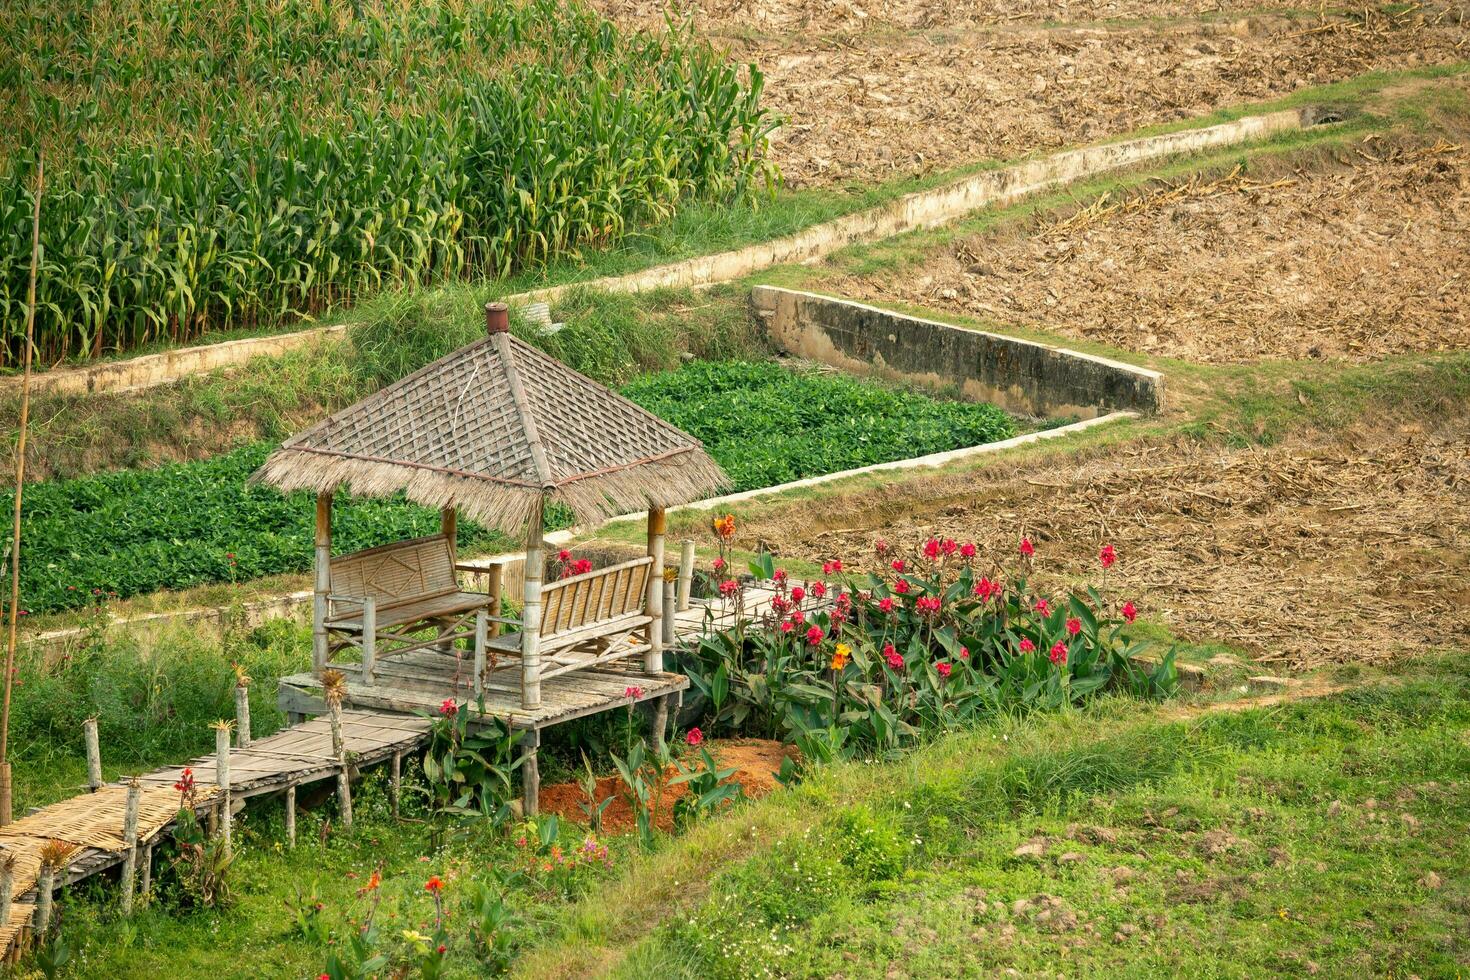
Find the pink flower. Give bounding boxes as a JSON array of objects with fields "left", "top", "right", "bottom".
[
  {"left": 878, "top": 597, "right": 895, "bottom": 613},
  {"left": 891, "top": 559, "right": 906, "bottom": 573},
  {"left": 1049, "top": 641, "right": 1068, "bottom": 665},
  {"left": 719, "top": 578, "right": 739, "bottom": 597},
  {"left": 894, "top": 580, "right": 910, "bottom": 595},
  {"left": 959, "top": 646, "right": 970, "bottom": 660},
  {"left": 875, "top": 538, "right": 889, "bottom": 554},
  {"left": 713, "top": 557, "right": 727, "bottom": 571},
  {"left": 770, "top": 595, "right": 789, "bottom": 615},
  {"left": 1034, "top": 598, "right": 1050, "bottom": 616},
  {"left": 915, "top": 596, "right": 941, "bottom": 617},
  {"left": 805, "top": 625, "right": 825, "bottom": 645},
  {"left": 1122, "top": 601, "right": 1138, "bottom": 624},
  {"left": 774, "top": 568, "right": 789, "bottom": 585},
  {"left": 1019, "top": 638, "right": 1036, "bottom": 654},
  {"left": 936, "top": 662, "right": 952, "bottom": 678},
  {"left": 624, "top": 685, "right": 643, "bottom": 700},
  {"left": 439, "top": 698, "right": 459, "bottom": 717},
  {"left": 1019, "top": 536, "right": 1035, "bottom": 557},
  {"left": 884, "top": 643, "right": 904, "bottom": 669},
  {"left": 790, "top": 610, "right": 805, "bottom": 624},
  {"left": 558, "top": 549, "right": 572, "bottom": 562},
  {"left": 790, "top": 586, "right": 806, "bottom": 603},
  {"left": 572, "top": 558, "right": 592, "bottom": 575},
  {"left": 686, "top": 727, "right": 704, "bottom": 747},
  {"left": 1066, "top": 617, "right": 1081, "bottom": 636},
  {"left": 811, "top": 581, "right": 827, "bottom": 598},
  {"left": 923, "top": 538, "right": 940, "bottom": 560},
  {"left": 1099, "top": 544, "right": 1117, "bottom": 569},
  {"left": 822, "top": 559, "right": 843, "bottom": 575},
  {"left": 780, "top": 619, "right": 794, "bottom": 634},
  {"left": 973, "top": 577, "right": 999, "bottom": 601},
  {"left": 960, "top": 541, "right": 977, "bottom": 559}
]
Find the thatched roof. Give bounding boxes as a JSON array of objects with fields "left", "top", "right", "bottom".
[{"left": 251, "top": 312, "right": 728, "bottom": 534}]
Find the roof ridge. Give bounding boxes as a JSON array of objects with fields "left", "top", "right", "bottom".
[{"left": 495, "top": 332, "right": 555, "bottom": 490}]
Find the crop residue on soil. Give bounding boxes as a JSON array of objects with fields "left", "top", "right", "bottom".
[
  {"left": 833, "top": 137, "right": 1470, "bottom": 363},
  {"left": 538, "top": 739, "right": 797, "bottom": 833},
  {"left": 593, "top": 0, "right": 1470, "bottom": 186},
  {"left": 728, "top": 419, "right": 1470, "bottom": 671}
]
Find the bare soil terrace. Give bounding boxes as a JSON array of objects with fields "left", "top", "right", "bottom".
[
  {"left": 831, "top": 135, "right": 1470, "bottom": 362},
  {"left": 596, "top": 0, "right": 1470, "bottom": 185},
  {"left": 734, "top": 417, "right": 1470, "bottom": 670}
]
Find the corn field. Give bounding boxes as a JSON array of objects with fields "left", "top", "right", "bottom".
[{"left": 0, "top": 0, "right": 777, "bottom": 367}]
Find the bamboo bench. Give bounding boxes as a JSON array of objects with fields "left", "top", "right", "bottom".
[
  {"left": 487, "top": 556, "right": 655, "bottom": 699},
  {"left": 323, "top": 534, "right": 491, "bottom": 687}
]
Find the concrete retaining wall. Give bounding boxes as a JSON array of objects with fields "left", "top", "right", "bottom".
[
  {"left": 4, "top": 108, "right": 1307, "bottom": 401},
  {"left": 753, "top": 286, "right": 1164, "bottom": 418}
]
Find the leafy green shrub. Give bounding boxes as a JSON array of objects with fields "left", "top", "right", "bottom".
[
  {"left": 830, "top": 805, "right": 908, "bottom": 882},
  {"left": 0, "top": 0, "right": 775, "bottom": 365}
]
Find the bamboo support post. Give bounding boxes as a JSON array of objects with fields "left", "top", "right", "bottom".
[
  {"left": 677, "top": 539, "right": 695, "bottom": 611},
  {"left": 120, "top": 777, "right": 141, "bottom": 914},
  {"left": 312, "top": 493, "right": 333, "bottom": 672},
  {"left": 285, "top": 785, "right": 296, "bottom": 848},
  {"left": 662, "top": 578, "right": 677, "bottom": 648},
  {"left": 473, "top": 607, "right": 487, "bottom": 696},
  {"left": 521, "top": 729, "right": 540, "bottom": 817},
  {"left": 439, "top": 507, "right": 458, "bottom": 655},
  {"left": 234, "top": 684, "right": 251, "bottom": 749},
  {"left": 83, "top": 718, "right": 102, "bottom": 792},
  {"left": 328, "top": 699, "right": 352, "bottom": 832},
  {"left": 141, "top": 842, "right": 153, "bottom": 897},
  {"left": 360, "top": 596, "right": 377, "bottom": 685},
  {"left": 486, "top": 563, "right": 504, "bottom": 639},
  {"left": 521, "top": 502, "right": 544, "bottom": 710},
  {"left": 214, "top": 723, "right": 232, "bottom": 855},
  {"left": 34, "top": 862, "right": 54, "bottom": 936},
  {"left": 390, "top": 751, "right": 402, "bottom": 818},
  {"left": 644, "top": 508, "right": 666, "bottom": 673},
  {"left": 652, "top": 695, "right": 670, "bottom": 750}
]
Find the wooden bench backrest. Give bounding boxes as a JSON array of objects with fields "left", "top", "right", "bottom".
[
  {"left": 539, "top": 556, "right": 653, "bottom": 638},
  {"left": 331, "top": 535, "right": 457, "bottom": 608}
]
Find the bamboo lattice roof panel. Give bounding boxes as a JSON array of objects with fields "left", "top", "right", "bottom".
[{"left": 251, "top": 328, "right": 728, "bottom": 532}]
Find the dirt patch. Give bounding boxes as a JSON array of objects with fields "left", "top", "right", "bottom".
[
  {"left": 595, "top": 2, "right": 1470, "bottom": 186},
  {"left": 832, "top": 135, "right": 1470, "bottom": 363},
  {"left": 728, "top": 419, "right": 1470, "bottom": 670},
  {"left": 537, "top": 738, "right": 797, "bottom": 833}
]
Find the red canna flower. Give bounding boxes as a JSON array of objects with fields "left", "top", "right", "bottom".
[
  {"left": 558, "top": 549, "right": 572, "bottom": 562},
  {"left": 923, "top": 538, "right": 940, "bottom": 560},
  {"left": 790, "top": 586, "right": 806, "bottom": 603},
  {"left": 780, "top": 619, "right": 794, "bottom": 634},
  {"left": 805, "top": 625, "right": 825, "bottom": 645},
  {"left": 915, "top": 596, "right": 941, "bottom": 617},
  {"left": 936, "top": 662, "right": 952, "bottom": 678},
  {"left": 712, "top": 557, "right": 727, "bottom": 572},
  {"left": 973, "top": 577, "right": 1000, "bottom": 601},
  {"left": 1122, "top": 601, "right": 1138, "bottom": 623},
  {"left": 1066, "top": 617, "right": 1081, "bottom": 636},
  {"left": 439, "top": 698, "right": 458, "bottom": 717},
  {"left": 624, "top": 685, "right": 643, "bottom": 700},
  {"left": 437, "top": 944, "right": 447, "bottom": 955},
  {"left": 894, "top": 580, "right": 910, "bottom": 595},
  {"left": 686, "top": 727, "right": 703, "bottom": 747},
  {"left": 891, "top": 559, "right": 906, "bottom": 573},
  {"left": 878, "top": 597, "right": 895, "bottom": 613},
  {"left": 875, "top": 538, "right": 889, "bottom": 554},
  {"left": 822, "top": 559, "right": 843, "bottom": 575},
  {"left": 1049, "top": 641, "right": 1068, "bottom": 665},
  {"left": 1019, "top": 638, "right": 1036, "bottom": 654},
  {"left": 791, "top": 609, "right": 806, "bottom": 624},
  {"left": 811, "top": 581, "right": 827, "bottom": 598},
  {"left": 719, "top": 578, "right": 739, "bottom": 597},
  {"left": 424, "top": 876, "right": 444, "bottom": 893},
  {"left": 1019, "top": 536, "right": 1035, "bottom": 557},
  {"left": 960, "top": 541, "right": 977, "bottom": 559},
  {"left": 774, "top": 568, "right": 789, "bottom": 585},
  {"left": 1099, "top": 544, "right": 1117, "bottom": 569},
  {"left": 959, "top": 646, "right": 970, "bottom": 660},
  {"left": 941, "top": 538, "right": 958, "bottom": 556},
  {"left": 884, "top": 643, "right": 904, "bottom": 669},
  {"left": 1034, "top": 598, "right": 1050, "bottom": 616}
]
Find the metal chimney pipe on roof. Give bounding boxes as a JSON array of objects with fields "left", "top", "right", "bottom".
[{"left": 485, "top": 302, "right": 510, "bottom": 335}]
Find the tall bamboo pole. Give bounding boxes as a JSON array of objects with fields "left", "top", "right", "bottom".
[{"left": 0, "top": 157, "right": 42, "bottom": 827}]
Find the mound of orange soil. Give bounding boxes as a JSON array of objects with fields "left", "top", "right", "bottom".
[{"left": 538, "top": 738, "right": 797, "bottom": 834}]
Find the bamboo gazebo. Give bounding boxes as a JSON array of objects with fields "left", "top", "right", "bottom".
[{"left": 252, "top": 303, "right": 728, "bottom": 728}]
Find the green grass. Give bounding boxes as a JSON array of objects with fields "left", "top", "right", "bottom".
[{"left": 516, "top": 658, "right": 1470, "bottom": 978}]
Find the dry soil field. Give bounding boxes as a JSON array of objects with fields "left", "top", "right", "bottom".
[{"left": 596, "top": 0, "right": 1470, "bottom": 185}]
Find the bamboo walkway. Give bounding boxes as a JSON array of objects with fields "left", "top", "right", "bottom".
[{"left": 0, "top": 710, "right": 430, "bottom": 959}]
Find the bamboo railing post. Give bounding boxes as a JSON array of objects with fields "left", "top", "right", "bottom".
[
  {"left": 83, "top": 718, "right": 103, "bottom": 792},
  {"left": 472, "top": 607, "right": 487, "bottom": 696},
  {"left": 0, "top": 849, "right": 14, "bottom": 933},
  {"left": 521, "top": 501, "right": 545, "bottom": 710},
  {"left": 234, "top": 683, "right": 252, "bottom": 749},
  {"left": 662, "top": 577, "right": 677, "bottom": 648},
  {"left": 312, "top": 493, "right": 333, "bottom": 672},
  {"left": 213, "top": 722, "right": 232, "bottom": 855},
  {"left": 677, "top": 539, "right": 695, "bottom": 611},
  {"left": 486, "top": 563, "right": 504, "bottom": 639},
  {"left": 323, "top": 670, "right": 352, "bottom": 832},
  {"left": 284, "top": 785, "right": 296, "bottom": 848},
  {"left": 644, "top": 508, "right": 666, "bottom": 673},
  {"left": 439, "top": 507, "right": 458, "bottom": 655},
  {"left": 360, "top": 597, "right": 377, "bottom": 685},
  {"left": 390, "top": 751, "right": 402, "bottom": 818},
  {"left": 120, "top": 777, "right": 141, "bottom": 914}
]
